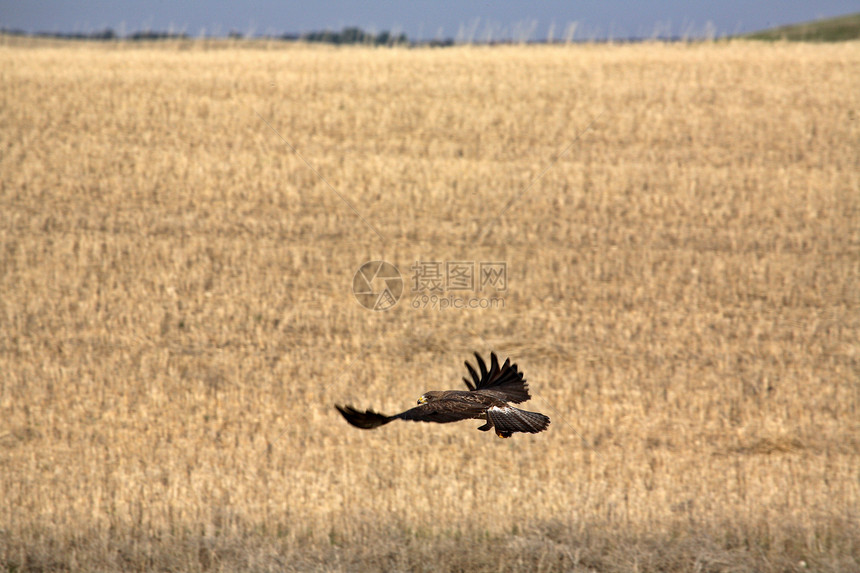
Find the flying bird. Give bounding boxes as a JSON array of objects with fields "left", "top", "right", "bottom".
[{"left": 335, "top": 352, "right": 549, "bottom": 438}]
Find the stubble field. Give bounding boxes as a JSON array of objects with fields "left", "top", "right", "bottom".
[{"left": 1, "top": 37, "right": 859, "bottom": 572}]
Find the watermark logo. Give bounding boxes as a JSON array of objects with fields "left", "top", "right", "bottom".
[
  {"left": 354, "top": 260, "right": 507, "bottom": 311},
  {"left": 411, "top": 261, "right": 507, "bottom": 292},
  {"left": 352, "top": 261, "right": 404, "bottom": 311}
]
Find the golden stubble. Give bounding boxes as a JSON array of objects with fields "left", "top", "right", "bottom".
[{"left": 1, "top": 38, "right": 858, "bottom": 570}]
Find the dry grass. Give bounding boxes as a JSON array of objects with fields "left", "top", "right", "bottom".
[{"left": 1, "top": 37, "right": 859, "bottom": 572}]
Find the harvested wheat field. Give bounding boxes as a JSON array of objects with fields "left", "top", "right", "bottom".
[{"left": 1, "top": 37, "right": 859, "bottom": 572}]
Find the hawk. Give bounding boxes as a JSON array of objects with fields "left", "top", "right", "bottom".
[{"left": 335, "top": 352, "right": 550, "bottom": 438}]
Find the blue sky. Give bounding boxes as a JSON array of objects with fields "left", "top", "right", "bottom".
[{"left": 1, "top": 1, "right": 857, "bottom": 40}]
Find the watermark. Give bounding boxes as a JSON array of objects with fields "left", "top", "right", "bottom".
[
  {"left": 352, "top": 261, "right": 404, "bottom": 311},
  {"left": 353, "top": 260, "right": 507, "bottom": 311},
  {"left": 411, "top": 294, "right": 505, "bottom": 310}
]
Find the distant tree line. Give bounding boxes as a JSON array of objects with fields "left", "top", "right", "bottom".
[
  {"left": 0, "top": 28, "right": 191, "bottom": 41},
  {"left": 0, "top": 26, "right": 420, "bottom": 46},
  {"left": 295, "top": 26, "right": 408, "bottom": 45}
]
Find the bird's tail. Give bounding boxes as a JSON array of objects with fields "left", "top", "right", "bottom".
[{"left": 485, "top": 405, "right": 550, "bottom": 438}]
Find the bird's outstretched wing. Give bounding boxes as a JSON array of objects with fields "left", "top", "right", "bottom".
[
  {"left": 395, "top": 401, "right": 482, "bottom": 423},
  {"left": 334, "top": 405, "right": 393, "bottom": 429},
  {"left": 336, "top": 398, "right": 485, "bottom": 429},
  {"left": 463, "top": 352, "right": 531, "bottom": 404}
]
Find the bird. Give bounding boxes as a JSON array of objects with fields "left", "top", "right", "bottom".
[{"left": 335, "top": 352, "right": 550, "bottom": 438}]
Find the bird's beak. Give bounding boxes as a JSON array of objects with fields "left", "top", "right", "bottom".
[{"left": 417, "top": 396, "right": 427, "bottom": 404}]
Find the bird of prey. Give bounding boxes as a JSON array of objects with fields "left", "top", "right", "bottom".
[{"left": 335, "top": 352, "right": 550, "bottom": 438}]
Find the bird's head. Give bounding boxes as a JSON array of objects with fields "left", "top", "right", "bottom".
[{"left": 417, "top": 391, "right": 443, "bottom": 404}]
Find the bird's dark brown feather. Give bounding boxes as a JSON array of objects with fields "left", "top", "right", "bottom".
[
  {"left": 335, "top": 352, "right": 548, "bottom": 437},
  {"left": 465, "top": 352, "right": 531, "bottom": 404}
]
